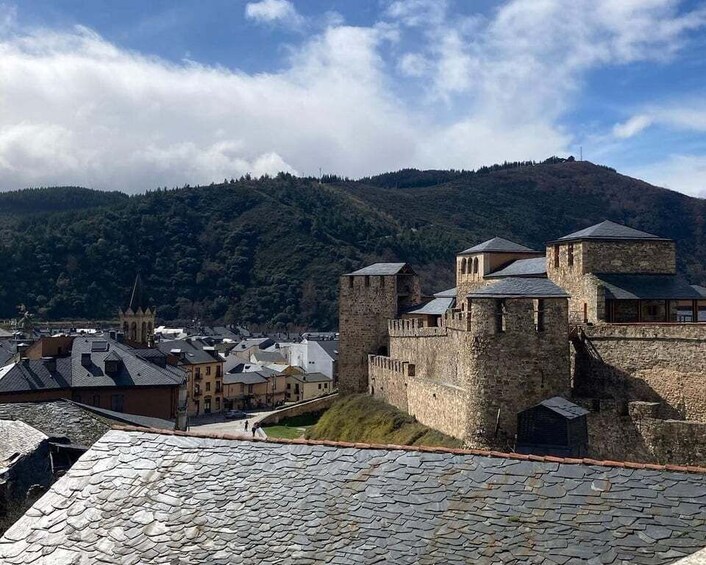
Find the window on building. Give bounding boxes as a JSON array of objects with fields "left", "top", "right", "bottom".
[
  {"left": 216, "top": 381, "right": 222, "bottom": 393},
  {"left": 195, "top": 368, "right": 201, "bottom": 378},
  {"left": 286, "top": 383, "right": 291, "bottom": 390},
  {"left": 554, "top": 245, "right": 560, "bottom": 268},
  {"left": 495, "top": 299, "right": 507, "bottom": 333},
  {"left": 534, "top": 299, "right": 545, "bottom": 332},
  {"left": 248, "top": 385, "right": 254, "bottom": 394},
  {"left": 216, "top": 366, "right": 222, "bottom": 378},
  {"left": 111, "top": 394, "right": 124, "bottom": 413},
  {"left": 215, "top": 397, "right": 221, "bottom": 410},
  {"left": 206, "top": 366, "right": 211, "bottom": 376},
  {"left": 204, "top": 398, "right": 211, "bottom": 414},
  {"left": 472, "top": 257, "right": 479, "bottom": 275},
  {"left": 348, "top": 277, "right": 353, "bottom": 289},
  {"left": 461, "top": 258, "right": 467, "bottom": 274},
  {"left": 567, "top": 244, "right": 574, "bottom": 267},
  {"left": 318, "top": 383, "right": 322, "bottom": 389},
  {"left": 206, "top": 382, "right": 211, "bottom": 392}
]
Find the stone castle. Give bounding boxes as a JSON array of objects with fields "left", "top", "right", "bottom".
[{"left": 339, "top": 220, "right": 706, "bottom": 465}]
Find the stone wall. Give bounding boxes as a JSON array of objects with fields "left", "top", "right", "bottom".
[
  {"left": 575, "top": 398, "right": 706, "bottom": 466},
  {"left": 575, "top": 324, "right": 706, "bottom": 421},
  {"left": 257, "top": 393, "right": 338, "bottom": 426},
  {"left": 338, "top": 274, "right": 411, "bottom": 395},
  {"left": 369, "top": 355, "right": 468, "bottom": 439}
]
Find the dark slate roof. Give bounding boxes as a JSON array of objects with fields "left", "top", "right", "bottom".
[
  {"left": 537, "top": 397, "right": 590, "bottom": 420},
  {"left": 554, "top": 220, "right": 667, "bottom": 243},
  {"left": 251, "top": 350, "right": 287, "bottom": 365},
  {"left": 222, "top": 372, "right": 271, "bottom": 385},
  {"left": 71, "top": 338, "right": 184, "bottom": 389},
  {"left": 407, "top": 297, "right": 455, "bottom": 316},
  {"left": 486, "top": 257, "right": 547, "bottom": 278},
  {"left": 156, "top": 338, "right": 221, "bottom": 365},
  {"left": 3, "top": 429, "right": 706, "bottom": 564},
  {"left": 289, "top": 372, "right": 332, "bottom": 383},
  {"left": 459, "top": 237, "right": 539, "bottom": 255},
  {"left": 0, "top": 420, "right": 47, "bottom": 466},
  {"left": 434, "top": 287, "right": 457, "bottom": 298},
  {"left": 597, "top": 274, "right": 705, "bottom": 300},
  {"left": 314, "top": 340, "right": 339, "bottom": 360},
  {"left": 468, "top": 277, "right": 570, "bottom": 298},
  {"left": 122, "top": 273, "right": 152, "bottom": 312},
  {"left": 0, "top": 400, "right": 110, "bottom": 447},
  {"left": 345, "top": 263, "right": 413, "bottom": 276},
  {"left": 232, "top": 337, "right": 275, "bottom": 352},
  {"left": 0, "top": 340, "right": 15, "bottom": 366},
  {"left": 71, "top": 402, "right": 174, "bottom": 430},
  {"left": 692, "top": 285, "right": 706, "bottom": 298},
  {"left": 0, "top": 358, "right": 72, "bottom": 394}
]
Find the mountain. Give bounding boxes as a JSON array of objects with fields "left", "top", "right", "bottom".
[
  {"left": 0, "top": 186, "right": 129, "bottom": 217},
  {"left": 0, "top": 160, "right": 704, "bottom": 329}
]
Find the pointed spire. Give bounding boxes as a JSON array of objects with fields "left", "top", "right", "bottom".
[{"left": 123, "top": 273, "right": 151, "bottom": 312}]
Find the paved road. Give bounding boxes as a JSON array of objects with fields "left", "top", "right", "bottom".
[{"left": 188, "top": 409, "right": 277, "bottom": 437}]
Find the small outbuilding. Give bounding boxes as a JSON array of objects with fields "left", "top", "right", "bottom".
[{"left": 516, "top": 396, "right": 589, "bottom": 457}]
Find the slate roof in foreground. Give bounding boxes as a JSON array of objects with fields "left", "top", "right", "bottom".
[{"left": 2, "top": 428, "right": 706, "bottom": 565}]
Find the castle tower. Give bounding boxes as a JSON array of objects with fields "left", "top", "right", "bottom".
[
  {"left": 456, "top": 237, "right": 543, "bottom": 302},
  {"left": 119, "top": 274, "right": 156, "bottom": 347},
  {"left": 338, "top": 263, "right": 421, "bottom": 394}
]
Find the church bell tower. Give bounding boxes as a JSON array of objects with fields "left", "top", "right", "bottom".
[{"left": 119, "top": 274, "right": 156, "bottom": 347}]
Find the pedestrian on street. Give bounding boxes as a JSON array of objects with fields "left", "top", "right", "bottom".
[
  {"left": 244, "top": 420, "right": 249, "bottom": 432},
  {"left": 251, "top": 423, "right": 258, "bottom": 438}
]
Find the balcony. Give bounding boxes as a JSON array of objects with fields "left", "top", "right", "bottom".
[{"left": 194, "top": 373, "right": 203, "bottom": 381}]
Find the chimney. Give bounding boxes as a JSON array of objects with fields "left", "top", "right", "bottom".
[
  {"left": 42, "top": 357, "right": 56, "bottom": 372},
  {"left": 116, "top": 332, "right": 125, "bottom": 344},
  {"left": 16, "top": 343, "right": 29, "bottom": 358},
  {"left": 109, "top": 330, "right": 116, "bottom": 340},
  {"left": 81, "top": 353, "right": 91, "bottom": 367}
]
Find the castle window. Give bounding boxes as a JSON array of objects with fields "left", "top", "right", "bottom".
[
  {"left": 568, "top": 244, "right": 574, "bottom": 267},
  {"left": 495, "top": 299, "right": 507, "bottom": 333},
  {"left": 534, "top": 299, "right": 545, "bottom": 332},
  {"left": 554, "top": 245, "right": 560, "bottom": 268},
  {"left": 472, "top": 257, "right": 479, "bottom": 275},
  {"left": 364, "top": 275, "right": 370, "bottom": 287},
  {"left": 348, "top": 277, "right": 353, "bottom": 288}
]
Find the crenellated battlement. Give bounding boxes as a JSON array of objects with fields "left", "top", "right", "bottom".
[{"left": 388, "top": 318, "right": 448, "bottom": 337}]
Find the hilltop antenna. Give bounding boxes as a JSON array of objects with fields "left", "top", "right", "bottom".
[
  {"left": 319, "top": 167, "right": 322, "bottom": 185},
  {"left": 580, "top": 146, "right": 583, "bottom": 161}
]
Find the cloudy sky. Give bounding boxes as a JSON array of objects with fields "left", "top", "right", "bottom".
[{"left": 1, "top": 0, "right": 706, "bottom": 196}]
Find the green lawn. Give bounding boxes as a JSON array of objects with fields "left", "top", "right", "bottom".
[{"left": 262, "top": 412, "right": 322, "bottom": 440}]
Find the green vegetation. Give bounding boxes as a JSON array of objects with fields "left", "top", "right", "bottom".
[
  {"left": 0, "top": 160, "right": 704, "bottom": 328},
  {"left": 306, "top": 394, "right": 462, "bottom": 448},
  {"left": 262, "top": 412, "right": 321, "bottom": 440}
]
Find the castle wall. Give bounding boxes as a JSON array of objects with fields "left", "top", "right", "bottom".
[
  {"left": 575, "top": 324, "right": 706, "bottom": 421},
  {"left": 339, "top": 274, "right": 418, "bottom": 395},
  {"left": 581, "top": 240, "right": 676, "bottom": 274},
  {"left": 368, "top": 355, "right": 468, "bottom": 439},
  {"left": 468, "top": 298, "right": 571, "bottom": 448}
]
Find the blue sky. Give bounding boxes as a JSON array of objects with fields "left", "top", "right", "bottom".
[{"left": 1, "top": 0, "right": 706, "bottom": 196}]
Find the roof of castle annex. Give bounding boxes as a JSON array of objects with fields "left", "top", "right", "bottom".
[
  {"left": 486, "top": 257, "right": 548, "bottom": 278},
  {"left": 597, "top": 274, "right": 706, "bottom": 301},
  {"left": 459, "top": 236, "right": 540, "bottom": 255},
  {"left": 345, "top": 263, "right": 415, "bottom": 276},
  {"left": 2, "top": 428, "right": 706, "bottom": 564},
  {"left": 552, "top": 220, "right": 670, "bottom": 244},
  {"left": 468, "top": 277, "right": 570, "bottom": 299}
]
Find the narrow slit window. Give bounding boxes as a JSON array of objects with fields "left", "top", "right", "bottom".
[
  {"left": 567, "top": 244, "right": 574, "bottom": 267},
  {"left": 495, "top": 299, "right": 507, "bottom": 333},
  {"left": 534, "top": 299, "right": 545, "bottom": 332},
  {"left": 554, "top": 245, "right": 560, "bottom": 268}
]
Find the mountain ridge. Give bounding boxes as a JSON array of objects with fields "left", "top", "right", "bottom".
[{"left": 0, "top": 161, "right": 703, "bottom": 329}]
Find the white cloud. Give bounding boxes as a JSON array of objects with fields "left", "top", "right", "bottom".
[
  {"left": 245, "top": 0, "right": 304, "bottom": 28},
  {"left": 628, "top": 154, "right": 706, "bottom": 199},
  {"left": 613, "top": 115, "right": 653, "bottom": 139},
  {"left": 0, "top": 1, "right": 704, "bottom": 193}
]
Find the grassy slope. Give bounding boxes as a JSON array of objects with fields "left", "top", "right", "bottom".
[{"left": 306, "top": 394, "right": 462, "bottom": 448}]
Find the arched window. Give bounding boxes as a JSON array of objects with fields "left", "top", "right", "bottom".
[
  {"left": 461, "top": 258, "right": 467, "bottom": 274},
  {"left": 141, "top": 321, "right": 147, "bottom": 343},
  {"left": 147, "top": 321, "right": 153, "bottom": 337},
  {"left": 130, "top": 322, "right": 137, "bottom": 341},
  {"left": 123, "top": 321, "right": 128, "bottom": 335},
  {"left": 472, "top": 257, "right": 479, "bottom": 274}
]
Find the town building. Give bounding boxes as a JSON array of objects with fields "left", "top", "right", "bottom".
[
  {"left": 1, "top": 428, "right": 706, "bottom": 564},
  {"left": 285, "top": 372, "right": 333, "bottom": 402},
  {"left": 157, "top": 338, "right": 224, "bottom": 417},
  {"left": 0, "top": 337, "right": 184, "bottom": 421},
  {"left": 223, "top": 368, "right": 286, "bottom": 410},
  {"left": 339, "top": 220, "right": 706, "bottom": 464},
  {"left": 280, "top": 338, "right": 338, "bottom": 381}
]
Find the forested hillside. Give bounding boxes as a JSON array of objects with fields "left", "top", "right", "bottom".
[{"left": 0, "top": 160, "right": 704, "bottom": 329}]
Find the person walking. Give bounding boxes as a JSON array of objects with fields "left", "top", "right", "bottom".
[
  {"left": 251, "top": 423, "right": 258, "bottom": 438},
  {"left": 244, "top": 420, "right": 249, "bottom": 432}
]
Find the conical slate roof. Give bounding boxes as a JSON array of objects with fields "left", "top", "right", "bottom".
[
  {"left": 555, "top": 220, "right": 665, "bottom": 242},
  {"left": 459, "top": 237, "right": 539, "bottom": 255},
  {"left": 123, "top": 274, "right": 151, "bottom": 312}
]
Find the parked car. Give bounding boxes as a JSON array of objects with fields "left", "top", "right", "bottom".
[{"left": 224, "top": 410, "right": 247, "bottom": 420}]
